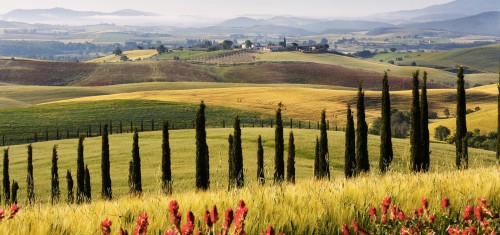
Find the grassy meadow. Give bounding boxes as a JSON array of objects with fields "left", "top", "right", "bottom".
[
  {"left": 1, "top": 127, "right": 496, "bottom": 205},
  {"left": 86, "top": 50, "right": 158, "bottom": 63}
]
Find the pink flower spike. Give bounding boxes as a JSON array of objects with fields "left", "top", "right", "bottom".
[
  {"left": 100, "top": 218, "right": 112, "bottom": 235},
  {"left": 441, "top": 198, "right": 450, "bottom": 209}
]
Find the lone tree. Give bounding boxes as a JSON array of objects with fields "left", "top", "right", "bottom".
[
  {"left": 66, "top": 170, "right": 74, "bottom": 204},
  {"left": 380, "top": 71, "right": 393, "bottom": 173},
  {"left": 410, "top": 71, "right": 422, "bottom": 172},
  {"left": 274, "top": 103, "right": 285, "bottom": 183},
  {"left": 286, "top": 131, "right": 296, "bottom": 184},
  {"left": 11, "top": 180, "right": 19, "bottom": 204},
  {"left": 27, "top": 144, "right": 35, "bottom": 204},
  {"left": 356, "top": 83, "right": 370, "bottom": 173},
  {"left": 420, "top": 72, "right": 430, "bottom": 172},
  {"left": 345, "top": 105, "right": 356, "bottom": 178},
  {"left": 314, "top": 137, "right": 320, "bottom": 179},
  {"left": 228, "top": 134, "right": 234, "bottom": 188},
  {"left": 51, "top": 145, "right": 60, "bottom": 204},
  {"left": 84, "top": 165, "right": 91, "bottom": 202},
  {"left": 319, "top": 110, "right": 330, "bottom": 179},
  {"left": 195, "top": 101, "right": 210, "bottom": 190},
  {"left": 101, "top": 124, "right": 112, "bottom": 200},
  {"left": 3, "top": 148, "right": 10, "bottom": 204},
  {"left": 497, "top": 64, "right": 500, "bottom": 164},
  {"left": 113, "top": 47, "right": 122, "bottom": 56},
  {"left": 456, "top": 66, "right": 468, "bottom": 169},
  {"left": 76, "top": 136, "right": 85, "bottom": 204},
  {"left": 131, "top": 129, "right": 142, "bottom": 194},
  {"left": 162, "top": 121, "right": 172, "bottom": 195},
  {"left": 232, "top": 116, "right": 244, "bottom": 188},
  {"left": 257, "top": 135, "right": 264, "bottom": 185}
]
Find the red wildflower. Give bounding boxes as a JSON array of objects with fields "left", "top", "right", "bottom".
[
  {"left": 441, "top": 198, "right": 450, "bottom": 209},
  {"left": 169, "top": 200, "right": 179, "bottom": 214},
  {"left": 341, "top": 224, "right": 352, "bottom": 235},
  {"left": 222, "top": 208, "right": 234, "bottom": 235},
  {"left": 234, "top": 200, "right": 249, "bottom": 235},
  {"left": 164, "top": 230, "right": 176, "bottom": 235},
  {"left": 447, "top": 226, "right": 460, "bottom": 235},
  {"left": 100, "top": 218, "right": 112, "bottom": 235},
  {"left": 417, "top": 207, "right": 424, "bottom": 217},
  {"left": 429, "top": 214, "right": 436, "bottom": 223},
  {"left": 180, "top": 211, "right": 195, "bottom": 235},
  {"left": 369, "top": 207, "right": 377, "bottom": 219},
  {"left": 351, "top": 220, "right": 371, "bottom": 235},
  {"left": 382, "top": 196, "right": 391, "bottom": 215},
  {"left": 400, "top": 231, "right": 409, "bottom": 235},
  {"left": 398, "top": 211, "right": 408, "bottom": 221},
  {"left": 134, "top": 213, "right": 149, "bottom": 235},
  {"left": 260, "top": 225, "right": 275, "bottom": 235},
  {"left": 194, "top": 231, "right": 202, "bottom": 235},
  {"left": 474, "top": 206, "right": 484, "bottom": 223},
  {"left": 381, "top": 216, "right": 387, "bottom": 223},
  {"left": 204, "top": 209, "right": 213, "bottom": 227},
  {"left": 463, "top": 226, "right": 477, "bottom": 235},
  {"left": 9, "top": 204, "right": 19, "bottom": 217},
  {"left": 463, "top": 206, "right": 474, "bottom": 222},
  {"left": 0, "top": 209, "right": 5, "bottom": 221},
  {"left": 422, "top": 198, "right": 429, "bottom": 211},
  {"left": 211, "top": 205, "right": 219, "bottom": 224}
]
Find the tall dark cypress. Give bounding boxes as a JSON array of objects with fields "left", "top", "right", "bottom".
[
  {"left": 380, "top": 71, "right": 393, "bottom": 173},
  {"left": 420, "top": 72, "right": 430, "bottom": 172},
  {"left": 101, "top": 124, "right": 112, "bottom": 200},
  {"left": 257, "top": 135, "right": 264, "bottom": 185},
  {"left": 456, "top": 66, "right": 468, "bottom": 169},
  {"left": 314, "top": 137, "right": 319, "bottom": 179},
  {"left": 497, "top": 64, "right": 500, "bottom": 164},
  {"left": 195, "top": 101, "right": 210, "bottom": 190},
  {"left": 131, "top": 129, "right": 142, "bottom": 193},
  {"left": 11, "top": 180, "right": 18, "bottom": 204},
  {"left": 128, "top": 161, "right": 134, "bottom": 194},
  {"left": 84, "top": 165, "right": 91, "bottom": 202},
  {"left": 51, "top": 145, "right": 60, "bottom": 204},
  {"left": 66, "top": 170, "right": 74, "bottom": 204},
  {"left": 232, "top": 116, "right": 244, "bottom": 187},
  {"left": 162, "top": 121, "right": 172, "bottom": 195},
  {"left": 3, "top": 148, "right": 9, "bottom": 204},
  {"left": 76, "top": 136, "right": 85, "bottom": 203},
  {"left": 27, "top": 144, "right": 35, "bottom": 204},
  {"left": 286, "top": 131, "right": 295, "bottom": 184},
  {"left": 356, "top": 83, "right": 370, "bottom": 173},
  {"left": 410, "top": 71, "right": 422, "bottom": 172},
  {"left": 319, "top": 110, "right": 329, "bottom": 179},
  {"left": 228, "top": 134, "right": 234, "bottom": 188},
  {"left": 274, "top": 103, "right": 285, "bottom": 183},
  {"left": 345, "top": 105, "right": 356, "bottom": 178}
]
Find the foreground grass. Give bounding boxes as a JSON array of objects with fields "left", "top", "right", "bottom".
[
  {"left": 1, "top": 167, "right": 498, "bottom": 234},
  {"left": 4, "top": 128, "right": 496, "bottom": 205}
]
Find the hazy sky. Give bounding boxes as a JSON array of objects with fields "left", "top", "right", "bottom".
[{"left": 0, "top": 0, "right": 455, "bottom": 18}]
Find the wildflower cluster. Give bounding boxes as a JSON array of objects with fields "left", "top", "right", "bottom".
[
  {"left": 342, "top": 196, "right": 499, "bottom": 235},
  {"left": 100, "top": 199, "right": 285, "bottom": 235},
  {"left": 0, "top": 204, "right": 20, "bottom": 221}
]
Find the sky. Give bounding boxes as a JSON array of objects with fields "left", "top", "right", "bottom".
[{"left": 0, "top": 0, "right": 455, "bottom": 18}]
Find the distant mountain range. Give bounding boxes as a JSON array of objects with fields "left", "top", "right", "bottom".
[{"left": 369, "top": 0, "right": 500, "bottom": 23}]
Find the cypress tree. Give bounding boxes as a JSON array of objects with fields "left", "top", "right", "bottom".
[
  {"left": 84, "top": 165, "right": 91, "bottom": 202},
  {"left": 66, "top": 170, "right": 74, "bottom": 204},
  {"left": 3, "top": 148, "right": 10, "bottom": 204},
  {"left": 319, "top": 110, "right": 329, "bottom": 179},
  {"left": 101, "top": 124, "right": 112, "bottom": 200},
  {"left": 420, "top": 72, "right": 430, "bottom": 172},
  {"left": 51, "top": 145, "right": 60, "bottom": 204},
  {"left": 356, "top": 83, "right": 370, "bottom": 173},
  {"left": 131, "top": 129, "right": 142, "bottom": 193},
  {"left": 228, "top": 134, "right": 234, "bottom": 188},
  {"left": 195, "top": 101, "right": 210, "bottom": 190},
  {"left": 274, "top": 103, "right": 284, "bottom": 183},
  {"left": 162, "top": 121, "right": 172, "bottom": 195},
  {"left": 76, "top": 136, "right": 85, "bottom": 204},
  {"left": 128, "top": 161, "right": 134, "bottom": 194},
  {"left": 497, "top": 64, "right": 500, "bottom": 164},
  {"left": 314, "top": 137, "right": 319, "bottom": 179},
  {"left": 232, "top": 116, "right": 244, "bottom": 188},
  {"left": 410, "top": 71, "right": 422, "bottom": 172},
  {"left": 345, "top": 105, "right": 356, "bottom": 178},
  {"left": 257, "top": 135, "right": 264, "bottom": 185},
  {"left": 27, "top": 144, "right": 35, "bottom": 204},
  {"left": 456, "top": 66, "right": 468, "bottom": 169},
  {"left": 380, "top": 71, "right": 393, "bottom": 173},
  {"left": 286, "top": 131, "right": 295, "bottom": 184},
  {"left": 11, "top": 180, "right": 18, "bottom": 204}
]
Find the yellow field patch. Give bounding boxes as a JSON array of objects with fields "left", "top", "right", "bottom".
[{"left": 87, "top": 49, "right": 158, "bottom": 63}]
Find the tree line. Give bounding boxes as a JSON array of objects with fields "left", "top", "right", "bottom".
[{"left": 0, "top": 66, "right": 495, "bottom": 204}]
